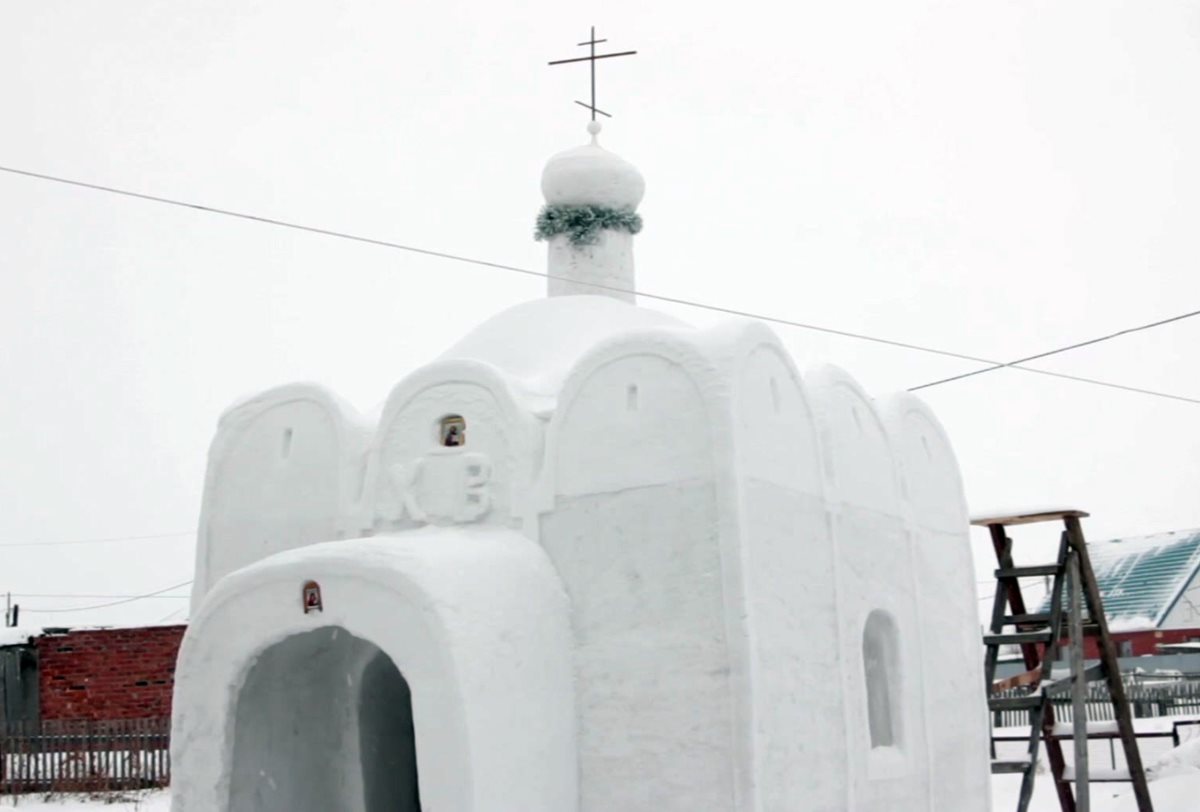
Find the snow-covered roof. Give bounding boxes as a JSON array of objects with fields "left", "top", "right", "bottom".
[
  {"left": 438, "top": 295, "right": 688, "bottom": 397},
  {"left": 1038, "top": 529, "right": 1200, "bottom": 627},
  {"left": 0, "top": 627, "right": 36, "bottom": 647}
]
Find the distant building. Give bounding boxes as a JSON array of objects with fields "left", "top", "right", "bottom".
[
  {"left": 1038, "top": 528, "right": 1200, "bottom": 659},
  {"left": 0, "top": 625, "right": 185, "bottom": 724}
]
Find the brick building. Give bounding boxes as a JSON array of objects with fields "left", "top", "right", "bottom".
[{"left": 0, "top": 625, "right": 186, "bottom": 723}]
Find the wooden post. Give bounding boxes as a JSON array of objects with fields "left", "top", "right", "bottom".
[
  {"left": 1068, "top": 550, "right": 1089, "bottom": 811},
  {"left": 1064, "top": 516, "right": 1154, "bottom": 812}
]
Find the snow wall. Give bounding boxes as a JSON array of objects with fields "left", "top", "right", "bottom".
[{"left": 176, "top": 295, "right": 991, "bottom": 812}]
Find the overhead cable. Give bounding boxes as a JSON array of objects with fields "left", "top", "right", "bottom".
[
  {"left": 21, "top": 580, "right": 194, "bottom": 613},
  {"left": 2, "top": 164, "right": 1197, "bottom": 406},
  {"left": 910, "top": 309, "right": 1200, "bottom": 393}
]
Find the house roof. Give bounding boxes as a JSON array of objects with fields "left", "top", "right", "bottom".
[{"left": 1081, "top": 529, "right": 1200, "bottom": 628}]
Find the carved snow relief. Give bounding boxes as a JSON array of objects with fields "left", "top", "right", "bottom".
[{"left": 390, "top": 451, "right": 492, "bottom": 525}]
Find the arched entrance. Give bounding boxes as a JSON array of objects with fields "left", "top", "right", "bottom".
[{"left": 227, "top": 627, "right": 421, "bottom": 812}]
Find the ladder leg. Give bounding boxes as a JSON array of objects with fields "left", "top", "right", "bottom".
[
  {"left": 1065, "top": 516, "right": 1154, "bottom": 812},
  {"left": 1068, "top": 550, "right": 1089, "bottom": 811}
]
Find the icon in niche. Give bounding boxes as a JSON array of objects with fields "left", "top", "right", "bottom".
[
  {"left": 302, "top": 580, "right": 323, "bottom": 614},
  {"left": 440, "top": 415, "right": 466, "bottom": 447}
]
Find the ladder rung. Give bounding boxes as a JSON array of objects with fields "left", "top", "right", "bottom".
[
  {"left": 1043, "top": 664, "right": 1107, "bottom": 695},
  {"left": 1005, "top": 612, "right": 1052, "bottom": 625},
  {"left": 1052, "top": 720, "right": 1117, "bottom": 737},
  {"left": 1063, "top": 766, "right": 1131, "bottom": 782},
  {"left": 988, "top": 695, "right": 1045, "bottom": 711},
  {"left": 991, "top": 667, "right": 1042, "bottom": 693},
  {"left": 984, "top": 631, "right": 1054, "bottom": 646},
  {"left": 995, "top": 564, "right": 1062, "bottom": 578},
  {"left": 991, "top": 758, "right": 1033, "bottom": 775}
]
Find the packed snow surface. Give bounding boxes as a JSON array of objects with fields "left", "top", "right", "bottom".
[
  {"left": 0, "top": 627, "right": 35, "bottom": 646},
  {"left": 438, "top": 295, "right": 687, "bottom": 397},
  {"left": 0, "top": 793, "right": 168, "bottom": 811}
]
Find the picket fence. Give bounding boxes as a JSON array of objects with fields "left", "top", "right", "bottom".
[
  {"left": 0, "top": 718, "right": 170, "bottom": 795},
  {"left": 991, "top": 681, "right": 1200, "bottom": 729}
]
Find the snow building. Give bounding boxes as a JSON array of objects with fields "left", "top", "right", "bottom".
[{"left": 170, "top": 123, "right": 991, "bottom": 812}]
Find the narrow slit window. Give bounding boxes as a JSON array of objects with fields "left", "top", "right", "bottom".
[
  {"left": 626, "top": 384, "right": 639, "bottom": 411},
  {"left": 863, "top": 610, "right": 902, "bottom": 749},
  {"left": 439, "top": 415, "right": 466, "bottom": 447},
  {"left": 281, "top": 428, "right": 294, "bottom": 459}
]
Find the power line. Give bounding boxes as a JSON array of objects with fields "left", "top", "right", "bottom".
[
  {"left": 0, "top": 531, "right": 193, "bottom": 548},
  {"left": 0, "top": 165, "right": 989, "bottom": 363},
  {"left": 2, "top": 163, "right": 1197, "bottom": 407},
  {"left": 910, "top": 308, "right": 1200, "bottom": 393},
  {"left": 21, "top": 580, "right": 193, "bottom": 614},
  {"left": 153, "top": 605, "right": 189, "bottom": 624},
  {"left": 7, "top": 592, "right": 189, "bottom": 600}
]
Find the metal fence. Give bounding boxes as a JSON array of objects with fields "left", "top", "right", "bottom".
[
  {"left": 0, "top": 718, "right": 170, "bottom": 795},
  {"left": 991, "top": 681, "right": 1200, "bottom": 729}
]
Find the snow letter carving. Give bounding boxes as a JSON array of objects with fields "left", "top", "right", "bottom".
[{"left": 389, "top": 452, "right": 493, "bottom": 524}]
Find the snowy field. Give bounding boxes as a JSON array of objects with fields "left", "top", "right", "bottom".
[
  {"left": 3, "top": 759, "right": 1200, "bottom": 812},
  {"left": 3, "top": 738, "right": 1199, "bottom": 812},
  {"left": 0, "top": 791, "right": 168, "bottom": 810}
]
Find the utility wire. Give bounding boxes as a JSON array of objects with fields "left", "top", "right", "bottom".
[
  {"left": 910, "top": 309, "right": 1200, "bottom": 393},
  {"left": 2, "top": 164, "right": 1197, "bottom": 406},
  {"left": 153, "top": 605, "right": 189, "bottom": 624},
  {"left": 21, "top": 580, "right": 194, "bottom": 614},
  {"left": 0, "top": 165, "right": 988, "bottom": 364},
  {"left": 6, "top": 592, "right": 189, "bottom": 600},
  {"left": 0, "top": 531, "right": 193, "bottom": 548}
]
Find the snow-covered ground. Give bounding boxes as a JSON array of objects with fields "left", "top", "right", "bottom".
[
  {"left": 4, "top": 738, "right": 1200, "bottom": 812},
  {"left": 0, "top": 791, "right": 168, "bottom": 810}
]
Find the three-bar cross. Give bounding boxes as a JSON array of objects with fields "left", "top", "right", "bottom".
[{"left": 548, "top": 27, "right": 637, "bottom": 120}]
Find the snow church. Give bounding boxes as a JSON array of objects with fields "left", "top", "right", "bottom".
[{"left": 170, "top": 121, "right": 992, "bottom": 811}]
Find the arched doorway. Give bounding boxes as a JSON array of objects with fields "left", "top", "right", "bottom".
[{"left": 227, "top": 627, "right": 421, "bottom": 812}]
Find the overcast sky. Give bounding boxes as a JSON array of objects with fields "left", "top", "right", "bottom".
[{"left": 2, "top": 1, "right": 1198, "bottom": 628}]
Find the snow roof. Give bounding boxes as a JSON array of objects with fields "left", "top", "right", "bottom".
[
  {"left": 0, "top": 627, "right": 36, "bottom": 647},
  {"left": 438, "top": 295, "right": 688, "bottom": 397},
  {"left": 1038, "top": 529, "right": 1200, "bottom": 627}
]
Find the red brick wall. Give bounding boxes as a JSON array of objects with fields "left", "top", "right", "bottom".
[{"left": 36, "top": 626, "right": 186, "bottom": 720}]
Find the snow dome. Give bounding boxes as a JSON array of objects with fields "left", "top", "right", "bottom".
[
  {"left": 541, "top": 134, "right": 646, "bottom": 209},
  {"left": 169, "top": 121, "right": 992, "bottom": 812}
]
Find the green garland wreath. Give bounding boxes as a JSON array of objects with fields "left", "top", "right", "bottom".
[{"left": 534, "top": 204, "right": 643, "bottom": 247}]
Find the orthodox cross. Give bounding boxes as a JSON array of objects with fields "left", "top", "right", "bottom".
[{"left": 548, "top": 27, "right": 637, "bottom": 120}]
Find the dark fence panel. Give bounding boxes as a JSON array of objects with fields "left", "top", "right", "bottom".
[
  {"left": 991, "top": 681, "right": 1200, "bottom": 729},
  {"left": 0, "top": 718, "right": 170, "bottom": 795}
]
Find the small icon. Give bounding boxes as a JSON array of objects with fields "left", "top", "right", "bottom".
[{"left": 302, "top": 580, "right": 323, "bottom": 614}]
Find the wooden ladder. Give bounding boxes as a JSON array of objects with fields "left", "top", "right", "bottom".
[{"left": 974, "top": 509, "right": 1154, "bottom": 812}]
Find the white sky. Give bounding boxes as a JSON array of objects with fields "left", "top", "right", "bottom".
[{"left": 1, "top": 1, "right": 1198, "bottom": 628}]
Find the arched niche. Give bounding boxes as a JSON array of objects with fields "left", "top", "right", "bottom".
[{"left": 862, "top": 610, "right": 903, "bottom": 751}]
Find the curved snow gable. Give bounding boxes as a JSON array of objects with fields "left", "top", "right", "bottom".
[
  {"left": 878, "top": 393, "right": 990, "bottom": 812},
  {"left": 544, "top": 329, "right": 722, "bottom": 498},
  {"left": 805, "top": 365, "right": 931, "bottom": 811},
  {"left": 730, "top": 334, "right": 849, "bottom": 811},
  {"left": 438, "top": 295, "right": 688, "bottom": 399},
  {"left": 194, "top": 383, "right": 371, "bottom": 609},
  {"left": 171, "top": 529, "right": 576, "bottom": 812},
  {"left": 536, "top": 328, "right": 746, "bottom": 811},
  {"left": 367, "top": 359, "right": 540, "bottom": 532}
]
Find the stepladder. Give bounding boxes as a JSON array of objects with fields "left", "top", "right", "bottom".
[{"left": 974, "top": 508, "right": 1154, "bottom": 812}]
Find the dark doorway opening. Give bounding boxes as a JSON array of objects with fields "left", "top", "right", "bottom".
[{"left": 227, "top": 627, "right": 421, "bottom": 811}]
